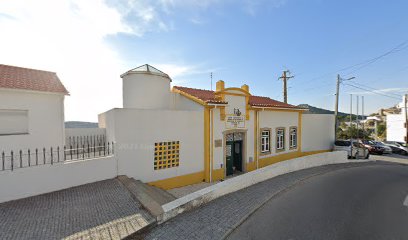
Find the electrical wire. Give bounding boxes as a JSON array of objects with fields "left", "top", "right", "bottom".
[
  {"left": 342, "top": 82, "right": 402, "bottom": 100},
  {"left": 347, "top": 81, "right": 403, "bottom": 97}
]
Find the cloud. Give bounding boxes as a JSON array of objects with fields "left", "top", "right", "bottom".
[{"left": 0, "top": 0, "right": 132, "bottom": 121}]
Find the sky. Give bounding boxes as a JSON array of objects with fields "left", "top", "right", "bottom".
[{"left": 0, "top": 0, "right": 407, "bottom": 121}]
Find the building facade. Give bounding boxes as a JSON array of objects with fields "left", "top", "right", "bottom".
[
  {"left": 0, "top": 64, "right": 68, "bottom": 152},
  {"left": 99, "top": 64, "right": 334, "bottom": 189},
  {"left": 386, "top": 95, "right": 407, "bottom": 142}
]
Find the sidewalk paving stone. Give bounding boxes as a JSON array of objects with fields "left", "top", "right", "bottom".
[{"left": 0, "top": 179, "right": 154, "bottom": 240}]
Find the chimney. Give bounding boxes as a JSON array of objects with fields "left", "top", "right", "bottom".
[{"left": 216, "top": 80, "right": 225, "bottom": 92}]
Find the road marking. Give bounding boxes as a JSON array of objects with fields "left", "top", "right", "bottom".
[{"left": 404, "top": 195, "right": 408, "bottom": 207}]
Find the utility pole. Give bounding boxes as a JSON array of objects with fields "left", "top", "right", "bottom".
[
  {"left": 210, "top": 72, "right": 213, "bottom": 91},
  {"left": 334, "top": 74, "right": 341, "bottom": 140},
  {"left": 334, "top": 75, "right": 355, "bottom": 140},
  {"left": 356, "top": 95, "right": 359, "bottom": 141},
  {"left": 279, "top": 70, "right": 294, "bottom": 104},
  {"left": 349, "top": 94, "right": 352, "bottom": 140},
  {"left": 362, "top": 96, "right": 365, "bottom": 141},
  {"left": 405, "top": 94, "right": 408, "bottom": 145}
]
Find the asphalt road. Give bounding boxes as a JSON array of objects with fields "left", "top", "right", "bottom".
[{"left": 227, "top": 162, "right": 408, "bottom": 240}]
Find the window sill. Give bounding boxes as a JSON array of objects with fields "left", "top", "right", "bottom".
[
  {"left": 260, "top": 151, "right": 271, "bottom": 156},
  {"left": 0, "top": 133, "right": 29, "bottom": 136}
]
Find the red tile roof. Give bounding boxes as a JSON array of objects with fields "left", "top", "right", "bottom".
[
  {"left": 173, "top": 86, "right": 228, "bottom": 104},
  {"left": 0, "top": 64, "right": 69, "bottom": 95},
  {"left": 173, "top": 86, "right": 302, "bottom": 109}
]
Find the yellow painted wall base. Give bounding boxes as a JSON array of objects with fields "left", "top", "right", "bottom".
[
  {"left": 212, "top": 168, "right": 224, "bottom": 181},
  {"left": 259, "top": 149, "right": 332, "bottom": 168},
  {"left": 148, "top": 149, "right": 331, "bottom": 190},
  {"left": 259, "top": 151, "right": 302, "bottom": 168},
  {"left": 246, "top": 161, "right": 257, "bottom": 172},
  {"left": 301, "top": 149, "right": 331, "bottom": 156},
  {"left": 148, "top": 171, "right": 204, "bottom": 190}
]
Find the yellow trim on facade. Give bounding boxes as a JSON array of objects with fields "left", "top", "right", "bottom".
[
  {"left": 298, "top": 112, "right": 302, "bottom": 152},
  {"left": 204, "top": 107, "right": 211, "bottom": 182},
  {"left": 216, "top": 87, "right": 251, "bottom": 96},
  {"left": 212, "top": 168, "right": 224, "bottom": 181},
  {"left": 148, "top": 171, "right": 205, "bottom": 190},
  {"left": 259, "top": 149, "right": 332, "bottom": 168},
  {"left": 254, "top": 110, "right": 258, "bottom": 170},
  {"left": 259, "top": 151, "right": 302, "bottom": 168},
  {"left": 149, "top": 149, "right": 331, "bottom": 190},
  {"left": 245, "top": 95, "right": 250, "bottom": 120},
  {"left": 172, "top": 88, "right": 207, "bottom": 105},
  {"left": 246, "top": 161, "right": 257, "bottom": 172},
  {"left": 249, "top": 107, "right": 305, "bottom": 113},
  {"left": 301, "top": 149, "right": 331, "bottom": 156}
]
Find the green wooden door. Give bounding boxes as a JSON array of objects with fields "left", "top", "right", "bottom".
[
  {"left": 233, "top": 141, "right": 243, "bottom": 172},
  {"left": 226, "top": 141, "right": 234, "bottom": 176}
]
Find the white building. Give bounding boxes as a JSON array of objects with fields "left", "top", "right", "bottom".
[
  {"left": 386, "top": 95, "right": 407, "bottom": 142},
  {"left": 0, "top": 64, "right": 68, "bottom": 153},
  {"left": 99, "top": 64, "right": 335, "bottom": 189}
]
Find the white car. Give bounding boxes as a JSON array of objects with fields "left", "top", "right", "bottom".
[{"left": 334, "top": 140, "right": 369, "bottom": 159}]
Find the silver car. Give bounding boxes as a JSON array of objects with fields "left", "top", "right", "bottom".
[{"left": 334, "top": 140, "right": 369, "bottom": 159}]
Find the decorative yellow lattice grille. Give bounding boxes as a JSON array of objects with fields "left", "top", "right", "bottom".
[{"left": 154, "top": 141, "right": 180, "bottom": 170}]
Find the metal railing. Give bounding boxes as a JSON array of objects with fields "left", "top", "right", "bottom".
[{"left": 1, "top": 142, "right": 114, "bottom": 172}]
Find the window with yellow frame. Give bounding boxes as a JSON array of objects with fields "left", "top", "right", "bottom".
[{"left": 154, "top": 141, "right": 180, "bottom": 170}]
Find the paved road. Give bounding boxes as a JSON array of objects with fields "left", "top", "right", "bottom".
[
  {"left": 140, "top": 162, "right": 384, "bottom": 240},
  {"left": 227, "top": 161, "right": 408, "bottom": 240}
]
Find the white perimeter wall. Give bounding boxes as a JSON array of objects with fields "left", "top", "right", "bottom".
[
  {"left": 386, "top": 114, "right": 406, "bottom": 142},
  {"left": 0, "top": 89, "right": 65, "bottom": 153},
  {"left": 0, "top": 156, "right": 117, "bottom": 203},
  {"left": 100, "top": 108, "right": 204, "bottom": 183},
  {"left": 301, "top": 114, "right": 335, "bottom": 152}
]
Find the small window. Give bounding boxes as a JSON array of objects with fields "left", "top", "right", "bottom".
[
  {"left": 0, "top": 109, "right": 28, "bottom": 135},
  {"left": 276, "top": 128, "right": 285, "bottom": 151},
  {"left": 289, "top": 127, "right": 297, "bottom": 149},
  {"left": 261, "top": 129, "right": 270, "bottom": 153},
  {"left": 154, "top": 141, "right": 180, "bottom": 170}
]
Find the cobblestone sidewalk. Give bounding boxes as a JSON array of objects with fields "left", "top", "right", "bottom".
[
  {"left": 140, "top": 162, "right": 383, "bottom": 240},
  {"left": 0, "top": 179, "right": 154, "bottom": 240}
]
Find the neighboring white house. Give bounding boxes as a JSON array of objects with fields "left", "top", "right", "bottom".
[
  {"left": 386, "top": 95, "right": 407, "bottom": 142},
  {"left": 0, "top": 64, "right": 69, "bottom": 153},
  {"left": 99, "top": 64, "right": 335, "bottom": 189}
]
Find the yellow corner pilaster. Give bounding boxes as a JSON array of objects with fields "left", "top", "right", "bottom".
[
  {"left": 298, "top": 111, "right": 302, "bottom": 152},
  {"left": 204, "top": 107, "right": 211, "bottom": 182}
]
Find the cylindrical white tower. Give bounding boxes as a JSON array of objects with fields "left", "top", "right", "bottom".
[{"left": 121, "top": 64, "right": 172, "bottom": 109}]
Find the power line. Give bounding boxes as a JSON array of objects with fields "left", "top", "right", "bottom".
[
  {"left": 297, "top": 39, "right": 408, "bottom": 85},
  {"left": 347, "top": 80, "right": 402, "bottom": 97},
  {"left": 342, "top": 83, "right": 401, "bottom": 100}
]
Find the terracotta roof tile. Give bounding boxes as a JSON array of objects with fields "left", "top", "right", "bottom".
[
  {"left": 0, "top": 64, "right": 69, "bottom": 95},
  {"left": 173, "top": 85, "right": 301, "bottom": 109},
  {"left": 173, "top": 86, "right": 227, "bottom": 104},
  {"left": 249, "top": 95, "right": 299, "bottom": 109}
]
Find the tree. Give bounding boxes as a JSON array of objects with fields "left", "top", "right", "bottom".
[{"left": 377, "top": 123, "right": 386, "bottom": 140}]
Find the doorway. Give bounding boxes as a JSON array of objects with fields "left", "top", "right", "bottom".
[{"left": 226, "top": 132, "right": 244, "bottom": 176}]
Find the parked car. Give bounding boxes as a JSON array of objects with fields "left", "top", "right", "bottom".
[
  {"left": 362, "top": 140, "right": 385, "bottom": 155},
  {"left": 382, "top": 142, "right": 408, "bottom": 155},
  {"left": 384, "top": 141, "right": 407, "bottom": 148},
  {"left": 334, "top": 140, "right": 369, "bottom": 159},
  {"left": 373, "top": 141, "right": 393, "bottom": 154}
]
